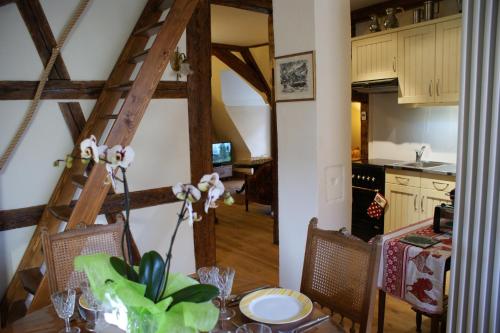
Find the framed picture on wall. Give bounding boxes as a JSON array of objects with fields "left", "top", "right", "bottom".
[{"left": 274, "top": 51, "right": 315, "bottom": 102}]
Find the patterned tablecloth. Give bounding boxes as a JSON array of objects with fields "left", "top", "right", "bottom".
[{"left": 376, "top": 219, "right": 452, "bottom": 314}]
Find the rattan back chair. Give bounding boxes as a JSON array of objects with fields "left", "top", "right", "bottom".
[
  {"left": 300, "top": 218, "right": 381, "bottom": 333},
  {"left": 41, "top": 222, "right": 126, "bottom": 293}
]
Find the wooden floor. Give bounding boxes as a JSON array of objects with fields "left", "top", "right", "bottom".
[{"left": 215, "top": 198, "right": 436, "bottom": 332}]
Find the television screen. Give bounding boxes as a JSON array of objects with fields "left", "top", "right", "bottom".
[{"left": 212, "top": 142, "right": 232, "bottom": 165}]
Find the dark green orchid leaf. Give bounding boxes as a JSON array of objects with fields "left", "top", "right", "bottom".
[
  {"left": 110, "top": 256, "right": 139, "bottom": 282},
  {"left": 138, "top": 251, "right": 166, "bottom": 302},
  {"left": 165, "top": 284, "right": 219, "bottom": 311}
]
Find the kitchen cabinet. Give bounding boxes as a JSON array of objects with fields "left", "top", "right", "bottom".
[
  {"left": 435, "top": 18, "right": 462, "bottom": 103},
  {"left": 352, "top": 33, "right": 397, "bottom": 82},
  {"left": 397, "top": 18, "right": 461, "bottom": 104},
  {"left": 384, "top": 169, "right": 455, "bottom": 233},
  {"left": 397, "top": 25, "right": 436, "bottom": 104}
]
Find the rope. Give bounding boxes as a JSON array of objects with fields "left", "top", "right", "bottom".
[{"left": 0, "top": 0, "right": 91, "bottom": 170}]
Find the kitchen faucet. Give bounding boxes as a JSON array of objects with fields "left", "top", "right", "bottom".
[{"left": 415, "top": 146, "right": 426, "bottom": 163}]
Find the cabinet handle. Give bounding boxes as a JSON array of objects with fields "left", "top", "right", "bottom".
[
  {"left": 432, "top": 181, "right": 449, "bottom": 191},
  {"left": 393, "top": 57, "right": 396, "bottom": 72},
  {"left": 421, "top": 196, "right": 424, "bottom": 212},
  {"left": 429, "top": 80, "right": 433, "bottom": 96},
  {"left": 436, "top": 79, "right": 440, "bottom": 96},
  {"left": 414, "top": 195, "right": 418, "bottom": 211}
]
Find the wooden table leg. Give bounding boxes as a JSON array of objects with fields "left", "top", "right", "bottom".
[
  {"left": 378, "top": 290, "right": 386, "bottom": 333},
  {"left": 431, "top": 316, "right": 439, "bottom": 333}
]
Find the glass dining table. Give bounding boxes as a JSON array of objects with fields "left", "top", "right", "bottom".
[{"left": 2, "top": 291, "right": 343, "bottom": 333}]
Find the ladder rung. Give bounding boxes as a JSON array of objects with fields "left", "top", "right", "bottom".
[
  {"left": 134, "top": 21, "right": 164, "bottom": 37},
  {"left": 106, "top": 82, "right": 132, "bottom": 92},
  {"left": 159, "top": 0, "right": 174, "bottom": 11},
  {"left": 18, "top": 268, "right": 43, "bottom": 295},
  {"left": 48, "top": 205, "right": 73, "bottom": 222},
  {"left": 7, "top": 299, "right": 27, "bottom": 325},
  {"left": 71, "top": 175, "right": 88, "bottom": 188},
  {"left": 129, "top": 49, "right": 149, "bottom": 64}
]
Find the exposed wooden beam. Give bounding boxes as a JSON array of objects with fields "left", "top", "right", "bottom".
[
  {"left": 0, "top": 80, "right": 188, "bottom": 100},
  {"left": 16, "top": 0, "right": 69, "bottom": 80},
  {"left": 211, "top": 42, "right": 246, "bottom": 52},
  {"left": 187, "top": 0, "right": 216, "bottom": 269},
  {"left": 268, "top": 15, "right": 279, "bottom": 245},
  {"left": 351, "top": 0, "right": 422, "bottom": 26},
  {"left": 212, "top": 47, "right": 268, "bottom": 94},
  {"left": 0, "top": 186, "right": 177, "bottom": 232},
  {"left": 58, "top": 103, "right": 86, "bottom": 143},
  {"left": 0, "top": 0, "right": 16, "bottom": 8},
  {"left": 210, "top": 0, "right": 271, "bottom": 14},
  {"left": 240, "top": 48, "right": 271, "bottom": 101}
]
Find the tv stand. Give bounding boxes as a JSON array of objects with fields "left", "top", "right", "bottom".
[{"left": 213, "top": 164, "right": 232, "bottom": 179}]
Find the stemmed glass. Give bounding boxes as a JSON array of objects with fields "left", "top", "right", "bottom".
[
  {"left": 79, "top": 280, "right": 102, "bottom": 332},
  {"left": 198, "top": 266, "right": 236, "bottom": 321},
  {"left": 51, "top": 289, "right": 80, "bottom": 333}
]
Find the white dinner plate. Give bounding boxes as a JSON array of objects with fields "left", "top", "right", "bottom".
[{"left": 239, "top": 288, "right": 313, "bottom": 325}]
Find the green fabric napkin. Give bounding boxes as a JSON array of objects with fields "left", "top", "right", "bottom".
[{"left": 74, "top": 253, "right": 218, "bottom": 332}]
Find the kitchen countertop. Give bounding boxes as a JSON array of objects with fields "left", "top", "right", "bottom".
[{"left": 353, "top": 159, "right": 456, "bottom": 176}]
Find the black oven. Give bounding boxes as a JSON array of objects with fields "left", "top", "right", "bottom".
[{"left": 352, "top": 163, "right": 385, "bottom": 241}]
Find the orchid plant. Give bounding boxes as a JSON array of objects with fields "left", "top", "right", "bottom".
[{"left": 55, "top": 135, "right": 235, "bottom": 314}]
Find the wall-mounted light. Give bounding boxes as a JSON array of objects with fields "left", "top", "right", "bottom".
[{"left": 170, "top": 47, "right": 192, "bottom": 81}]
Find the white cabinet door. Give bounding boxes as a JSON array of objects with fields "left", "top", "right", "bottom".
[
  {"left": 384, "top": 183, "right": 421, "bottom": 233},
  {"left": 352, "top": 33, "right": 397, "bottom": 82},
  {"left": 435, "top": 18, "right": 462, "bottom": 103},
  {"left": 397, "top": 25, "right": 436, "bottom": 104},
  {"left": 420, "top": 188, "right": 453, "bottom": 219}
]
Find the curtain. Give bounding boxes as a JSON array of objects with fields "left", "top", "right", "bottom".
[{"left": 448, "top": 0, "right": 500, "bottom": 332}]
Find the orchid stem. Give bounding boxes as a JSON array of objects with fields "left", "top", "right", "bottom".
[
  {"left": 156, "top": 192, "right": 190, "bottom": 302},
  {"left": 120, "top": 167, "right": 134, "bottom": 279}
]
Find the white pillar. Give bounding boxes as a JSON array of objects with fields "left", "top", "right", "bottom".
[{"left": 273, "top": 0, "right": 352, "bottom": 289}]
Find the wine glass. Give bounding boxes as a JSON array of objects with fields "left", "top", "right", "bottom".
[
  {"left": 51, "top": 289, "right": 80, "bottom": 333},
  {"left": 78, "top": 280, "right": 102, "bottom": 332},
  {"left": 236, "top": 323, "right": 272, "bottom": 333},
  {"left": 197, "top": 266, "right": 236, "bottom": 321}
]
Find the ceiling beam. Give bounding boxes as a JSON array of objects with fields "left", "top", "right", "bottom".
[
  {"left": 351, "top": 0, "right": 423, "bottom": 25},
  {"left": 0, "top": 80, "right": 187, "bottom": 100},
  {"left": 212, "top": 47, "right": 268, "bottom": 94},
  {"left": 210, "top": 0, "right": 272, "bottom": 14},
  {"left": 0, "top": 186, "right": 177, "bottom": 232},
  {"left": 0, "top": 0, "right": 16, "bottom": 7},
  {"left": 240, "top": 48, "right": 271, "bottom": 101}
]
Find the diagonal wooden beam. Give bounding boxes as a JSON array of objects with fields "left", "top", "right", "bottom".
[
  {"left": 212, "top": 47, "right": 268, "bottom": 94},
  {"left": 0, "top": 80, "right": 188, "bottom": 100},
  {"left": 58, "top": 102, "right": 86, "bottom": 143},
  {"left": 240, "top": 48, "right": 271, "bottom": 101},
  {"left": 16, "top": 0, "right": 89, "bottom": 147},
  {"left": 210, "top": 0, "right": 271, "bottom": 14}
]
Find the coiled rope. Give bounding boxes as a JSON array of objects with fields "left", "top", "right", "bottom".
[{"left": 0, "top": 0, "right": 91, "bottom": 170}]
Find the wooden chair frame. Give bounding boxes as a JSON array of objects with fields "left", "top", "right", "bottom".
[
  {"left": 300, "top": 218, "right": 381, "bottom": 332},
  {"left": 41, "top": 222, "right": 126, "bottom": 294}
]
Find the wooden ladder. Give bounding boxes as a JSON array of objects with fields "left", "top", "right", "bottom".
[{"left": 0, "top": 0, "right": 201, "bottom": 326}]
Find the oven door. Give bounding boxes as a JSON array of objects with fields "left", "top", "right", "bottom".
[{"left": 351, "top": 186, "right": 384, "bottom": 242}]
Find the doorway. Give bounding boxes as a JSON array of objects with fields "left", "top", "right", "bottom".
[{"left": 208, "top": 4, "right": 278, "bottom": 291}]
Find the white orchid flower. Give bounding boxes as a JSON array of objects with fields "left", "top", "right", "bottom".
[
  {"left": 80, "top": 135, "right": 99, "bottom": 163},
  {"left": 197, "top": 173, "right": 221, "bottom": 192},
  {"left": 172, "top": 183, "right": 201, "bottom": 203},
  {"left": 185, "top": 201, "right": 202, "bottom": 226},
  {"left": 106, "top": 145, "right": 135, "bottom": 170},
  {"left": 204, "top": 180, "right": 225, "bottom": 213}
]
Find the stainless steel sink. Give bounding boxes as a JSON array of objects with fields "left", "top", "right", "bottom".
[{"left": 397, "top": 161, "right": 445, "bottom": 169}]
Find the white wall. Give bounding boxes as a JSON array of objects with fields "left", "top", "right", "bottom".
[
  {"left": 220, "top": 71, "right": 271, "bottom": 157},
  {"left": 0, "top": 0, "right": 195, "bottom": 298},
  {"left": 274, "top": 0, "right": 351, "bottom": 290},
  {"left": 368, "top": 93, "right": 459, "bottom": 163}
]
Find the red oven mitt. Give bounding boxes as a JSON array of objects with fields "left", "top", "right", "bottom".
[{"left": 367, "top": 193, "right": 387, "bottom": 220}]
